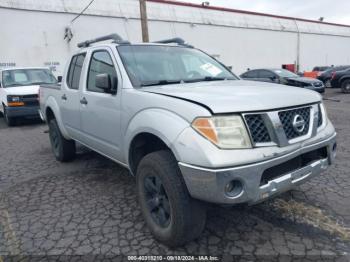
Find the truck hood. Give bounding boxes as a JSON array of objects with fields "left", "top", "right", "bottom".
[
  {"left": 3, "top": 85, "right": 40, "bottom": 96},
  {"left": 141, "top": 80, "right": 321, "bottom": 113}
]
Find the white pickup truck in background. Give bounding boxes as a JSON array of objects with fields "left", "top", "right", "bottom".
[{"left": 0, "top": 67, "right": 57, "bottom": 126}]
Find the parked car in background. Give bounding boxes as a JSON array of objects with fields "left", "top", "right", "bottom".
[
  {"left": 313, "top": 66, "right": 331, "bottom": 72},
  {"left": 330, "top": 68, "right": 350, "bottom": 93},
  {"left": 0, "top": 67, "right": 57, "bottom": 126},
  {"left": 304, "top": 66, "right": 331, "bottom": 79},
  {"left": 317, "top": 65, "right": 350, "bottom": 87},
  {"left": 240, "top": 68, "right": 325, "bottom": 93},
  {"left": 40, "top": 34, "right": 336, "bottom": 246}
]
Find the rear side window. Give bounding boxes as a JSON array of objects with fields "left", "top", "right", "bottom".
[
  {"left": 87, "top": 50, "right": 117, "bottom": 93},
  {"left": 67, "top": 53, "right": 86, "bottom": 89}
]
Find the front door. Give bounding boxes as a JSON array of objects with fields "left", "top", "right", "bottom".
[{"left": 79, "top": 48, "right": 122, "bottom": 160}]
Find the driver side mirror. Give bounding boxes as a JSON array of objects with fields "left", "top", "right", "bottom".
[
  {"left": 57, "top": 76, "right": 62, "bottom": 82},
  {"left": 96, "top": 73, "right": 117, "bottom": 94}
]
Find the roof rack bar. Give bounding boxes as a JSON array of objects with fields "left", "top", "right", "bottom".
[
  {"left": 154, "top": 37, "right": 185, "bottom": 45},
  {"left": 77, "top": 33, "right": 127, "bottom": 48},
  {"left": 153, "top": 37, "right": 193, "bottom": 48}
]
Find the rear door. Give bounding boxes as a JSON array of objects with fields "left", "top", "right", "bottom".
[
  {"left": 60, "top": 53, "right": 86, "bottom": 138},
  {"left": 79, "top": 47, "right": 122, "bottom": 160}
]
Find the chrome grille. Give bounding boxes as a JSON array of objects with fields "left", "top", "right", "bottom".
[
  {"left": 244, "top": 114, "right": 271, "bottom": 143},
  {"left": 22, "top": 94, "right": 39, "bottom": 107},
  {"left": 278, "top": 107, "right": 311, "bottom": 140}
]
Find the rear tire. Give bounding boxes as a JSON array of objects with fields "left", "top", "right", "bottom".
[
  {"left": 48, "top": 118, "right": 76, "bottom": 162},
  {"left": 341, "top": 79, "right": 350, "bottom": 93},
  {"left": 4, "top": 107, "right": 16, "bottom": 126},
  {"left": 136, "top": 150, "right": 207, "bottom": 247}
]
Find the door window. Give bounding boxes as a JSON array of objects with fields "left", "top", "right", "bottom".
[
  {"left": 258, "top": 70, "right": 275, "bottom": 79},
  {"left": 67, "top": 53, "right": 86, "bottom": 89},
  {"left": 242, "top": 70, "right": 258, "bottom": 78},
  {"left": 87, "top": 50, "right": 117, "bottom": 93}
]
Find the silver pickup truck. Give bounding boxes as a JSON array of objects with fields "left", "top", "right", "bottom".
[{"left": 39, "top": 34, "right": 337, "bottom": 247}]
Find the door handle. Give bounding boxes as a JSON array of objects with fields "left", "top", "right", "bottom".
[
  {"left": 61, "top": 94, "right": 67, "bottom": 100},
  {"left": 80, "top": 97, "right": 88, "bottom": 105}
]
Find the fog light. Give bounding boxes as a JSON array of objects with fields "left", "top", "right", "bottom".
[{"left": 225, "top": 180, "right": 243, "bottom": 197}]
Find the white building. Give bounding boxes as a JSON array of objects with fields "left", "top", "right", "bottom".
[{"left": 1, "top": 0, "right": 350, "bottom": 76}]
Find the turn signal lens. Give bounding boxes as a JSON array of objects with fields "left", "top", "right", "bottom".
[
  {"left": 192, "top": 118, "right": 219, "bottom": 144},
  {"left": 192, "top": 116, "right": 252, "bottom": 149},
  {"left": 8, "top": 102, "right": 24, "bottom": 107}
]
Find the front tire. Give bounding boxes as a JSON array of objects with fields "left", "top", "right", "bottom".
[
  {"left": 341, "top": 79, "right": 350, "bottom": 93},
  {"left": 4, "top": 107, "right": 16, "bottom": 126},
  {"left": 48, "top": 118, "right": 76, "bottom": 162},
  {"left": 137, "top": 150, "right": 207, "bottom": 247}
]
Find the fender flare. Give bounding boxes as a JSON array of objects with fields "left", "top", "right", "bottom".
[
  {"left": 44, "top": 96, "right": 71, "bottom": 139},
  {"left": 124, "top": 108, "right": 190, "bottom": 165}
]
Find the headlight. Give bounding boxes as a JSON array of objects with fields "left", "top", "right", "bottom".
[
  {"left": 192, "top": 115, "right": 252, "bottom": 149},
  {"left": 7, "top": 96, "right": 21, "bottom": 102},
  {"left": 7, "top": 95, "right": 24, "bottom": 107},
  {"left": 319, "top": 102, "right": 328, "bottom": 125}
]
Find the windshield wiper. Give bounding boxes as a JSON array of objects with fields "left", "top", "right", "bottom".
[
  {"left": 185, "top": 76, "right": 235, "bottom": 83},
  {"left": 140, "top": 80, "right": 182, "bottom": 87}
]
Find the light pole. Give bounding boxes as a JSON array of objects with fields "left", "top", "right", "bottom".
[{"left": 139, "top": 0, "right": 149, "bottom": 42}]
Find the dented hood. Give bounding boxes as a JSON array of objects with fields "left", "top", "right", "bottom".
[{"left": 141, "top": 80, "right": 321, "bottom": 113}]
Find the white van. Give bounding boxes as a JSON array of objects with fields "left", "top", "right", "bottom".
[{"left": 0, "top": 67, "right": 57, "bottom": 126}]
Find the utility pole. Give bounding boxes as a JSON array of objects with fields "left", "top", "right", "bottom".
[
  {"left": 139, "top": 0, "right": 149, "bottom": 42},
  {"left": 293, "top": 19, "right": 300, "bottom": 72}
]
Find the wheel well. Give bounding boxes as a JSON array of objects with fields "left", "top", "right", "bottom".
[
  {"left": 129, "top": 133, "right": 169, "bottom": 175},
  {"left": 341, "top": 77, "right": 350, "bottom": 84},
  {"left": 46, "top": 107, "right": 55, "bottom": 122}
]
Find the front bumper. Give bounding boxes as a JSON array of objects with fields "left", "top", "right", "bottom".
[
  {"left": 179, "top": 133, "right": 336, "bottom": 205},
  {"left": 305, "top": 86, "right": 325, "bottom": 93},
  {"left": 6, "top": 106, "right": 40, "bottom": 118}
]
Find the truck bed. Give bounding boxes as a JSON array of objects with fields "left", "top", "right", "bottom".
[
  {"left": 39, "top": 83, "right": 63, "bottom": 122},
  {"left": 40, "top": 83, "right": 61, "bottom": 90}
]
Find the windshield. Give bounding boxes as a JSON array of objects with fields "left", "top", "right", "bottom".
[
  {"left": 2, "top": 68, "right": 57, "bottom": 88},
  {"left": 117, "top": 45, "right": 237, "bottom": 87},
  {"left": 272, "top": 69, "right": 299, "bottom": 78}
]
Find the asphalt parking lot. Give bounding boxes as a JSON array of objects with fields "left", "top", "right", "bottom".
[{"left": 0, "top": 88, "right": 349, "bottom": 260}]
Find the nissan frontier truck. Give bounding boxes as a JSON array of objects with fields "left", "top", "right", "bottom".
[{"left": 39, "top": 34, "right": 337, "bottom": 247}]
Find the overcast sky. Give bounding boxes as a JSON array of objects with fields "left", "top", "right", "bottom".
[{"left": 172, "top": 0, "right": 350, "bottom": 25}]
